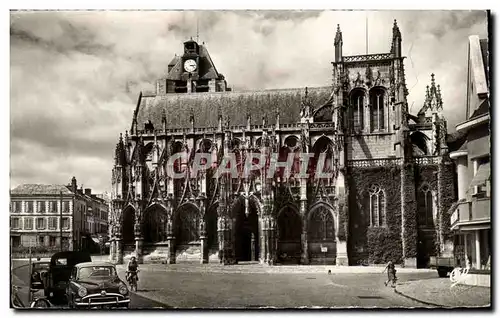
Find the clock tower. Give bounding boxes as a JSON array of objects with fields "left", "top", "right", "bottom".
[{"left": 156, "top": 39, "right": 231, "bottom": 94}]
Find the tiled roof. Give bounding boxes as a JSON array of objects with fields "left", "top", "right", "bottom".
[
  {"left": 135, "top": 86, "right": 332, "bottom": 129},
  {"left": 10, "top": 184, "right": 74, "bottom": 196}
]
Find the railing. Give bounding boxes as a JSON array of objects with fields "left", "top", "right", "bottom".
[
  {"left": 414, "top": 157, "right": 441, "bottom": 165},
  {"left": 348, "top": 158, "right": 402, "bottom": 167},
  {"left": 343, "top": 53, "right": 393, "bottom": 63},
  {"left": 309, "top": 122, "right": 334, "bottom": 129},
  {"left": 451, "top": 199, "right": 490, "bottom": 229},
  {"left": 409, "top": 123, "right": 433, "bottom": 130}
]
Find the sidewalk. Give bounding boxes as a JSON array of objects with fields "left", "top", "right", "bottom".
[
  {"left": 115, "top": 262, "right": 435, "bottom": 274},
  {"left": 395, "top": 278, "right": 491, "bottom": 308}
]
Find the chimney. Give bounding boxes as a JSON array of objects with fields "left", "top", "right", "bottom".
[
  {"left": 71, "top": 177, "right": 77, "bottom": 193},
  {"left": 85, "top": 188, "right": 92, "bottom": 196}
]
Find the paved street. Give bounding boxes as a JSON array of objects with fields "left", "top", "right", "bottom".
[
  {"left": 114, "top": 265, "right": 437, "bottom": 308},
  {"left": 395, "top": 278, "right": 491, "bottom": 308},
  {"left": 11, "top": 258, "right": 448, "bottom": 309}
]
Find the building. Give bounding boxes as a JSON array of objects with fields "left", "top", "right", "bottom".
[
  {"left": 80, "top": 189, "right": 110, "bottom": 251},
  {"left": 10, "top": 177, "right": 85, "bottom": 251},
  {"left": 109, "top": 21, "right": 457, "bottom": 267},
  {"left": 10, "top": 177, "right": 110, "bottom": 253},
  {"left": 449, "top": 35, "right": 490, "bottom": 270}
]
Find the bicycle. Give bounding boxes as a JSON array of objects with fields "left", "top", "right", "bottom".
[{"left": 126, "top": 270, "right": 139, "bottom": 292}]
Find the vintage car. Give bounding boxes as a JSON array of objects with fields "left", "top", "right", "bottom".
[
  {"left": 45, "top": 251, "right": 91, "bottom": 305},
  {"left": 30, "top": 260, "right": 50, "bottom": 291},
  {"left": 66, "top": 262, "right": 130, "bottom": 308}
]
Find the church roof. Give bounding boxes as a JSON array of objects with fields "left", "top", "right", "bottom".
[{"left": 134, "top": 86, "right": 332, "bottom": 130}]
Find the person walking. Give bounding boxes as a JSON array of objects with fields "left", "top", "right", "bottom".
[{"left": 382, "top": 260, "right": 397, "bottom": 287}]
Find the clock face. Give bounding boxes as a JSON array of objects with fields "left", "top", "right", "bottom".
[{"left": 184, "top": 59, "right": 197, "bottom": 72}]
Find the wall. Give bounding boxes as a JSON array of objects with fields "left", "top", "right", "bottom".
[
  {"left": 346, "top": 134, "right": 396, "bottom": 160},
  {"left": 347, "top": 166, "right": 402, "bottom": 265}
]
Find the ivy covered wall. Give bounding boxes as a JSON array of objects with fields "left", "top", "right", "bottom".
[{"left": 347, "top": 166, "right": 402, "bottom": 265}]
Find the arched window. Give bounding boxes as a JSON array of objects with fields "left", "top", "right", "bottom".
[
  {"left": 308, "top": 207, "right": 335, "bottom": 241},
  {"left": 418, "top": 184, "right": 434, "bottom": 227},
  {"left": 369, "top": 184, "right": 386, "bottom": 227},
  {"left": 351, "top": 90, "right": 365, "bottom": 131},
  {"left": 370, "top": 88, "right": 385, "bottom": 132}
]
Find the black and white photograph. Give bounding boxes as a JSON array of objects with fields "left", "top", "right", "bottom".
[{"left": 8, "top": 7, "right": 491, "bottom": 310}]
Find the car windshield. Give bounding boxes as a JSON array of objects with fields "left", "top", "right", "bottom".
[
  {"left": 34, "top": 263, "right": 50, "bottom": 271},
  {"left": 78, "top": 266, "right": 116, "bottom": 279}
]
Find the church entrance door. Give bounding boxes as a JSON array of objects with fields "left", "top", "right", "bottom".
[{"left": 234, "top": 206, "right": 259, "bottom": 262}]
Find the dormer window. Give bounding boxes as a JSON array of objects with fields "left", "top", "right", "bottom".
[{"left": 184, "top": 40, "right": 199, "bottom": 55}]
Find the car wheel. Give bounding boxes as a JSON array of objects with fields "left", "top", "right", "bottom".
[{"left": 438, "top": 269, "right": 448, "bottom": 278}]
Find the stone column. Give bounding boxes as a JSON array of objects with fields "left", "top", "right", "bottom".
[
  {"left": 116, "top": 236, "right": 124, "bottom": 265},
  {"left": 335, "top": 195, "right": 349, "bottom": 266},
  {"left": 166, "top": 218, "right": 176, "bottom": 264},
  {"left": 259, "top": 216, "right": 267, "bottom": 264},
  {"left": 475, "top": 230, "right": 481, "bottom": 269},
  {"left": 251, "top": 233, "right": 256, "bottom": 261},
  {"left": 44, "top": 235, "right": 50, "bottom": 247},
  {"left": 109, "top": 238, "right": 115, "bottom": 262},
  {"left": 200, "top": 219, "right": 208, "bottom": 264},
  {"left": 134, "top": 221, "right": 143, "bottom": 263},
  {"left": 456, "top": 156, "right": 468, "bottom": 200},
  {"left": 300, "top": 200, "right": 309, "bottom": 264},
  {"left": 266, "top": 216, "right": 277, "bottom": 265},
  {"left": 55, "top": 237, "right": 61, "bottom": 249}
]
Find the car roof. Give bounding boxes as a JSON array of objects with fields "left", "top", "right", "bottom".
[{"left": 75, "top": 261, "right": 115, "bottom": 268}]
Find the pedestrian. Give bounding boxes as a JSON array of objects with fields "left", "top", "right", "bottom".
[{"left": 382, "top": 260, "right": 397, "bottom": 287}]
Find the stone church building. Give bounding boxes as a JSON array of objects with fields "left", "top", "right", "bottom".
[{"left": 109, "top": 20, "right": 457, "bottom": 267}]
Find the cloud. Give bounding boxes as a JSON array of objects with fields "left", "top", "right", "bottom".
[{"left": 10, "top": 10, "right": 489, "bottom": 193}]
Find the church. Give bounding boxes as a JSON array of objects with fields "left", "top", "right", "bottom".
[{"left": 109, "top": 20, "right": 457, "bottom": 267}]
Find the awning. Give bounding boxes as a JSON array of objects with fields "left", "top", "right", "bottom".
[{"left": 469, "top": 162, "right": 490, "bottom": 187}]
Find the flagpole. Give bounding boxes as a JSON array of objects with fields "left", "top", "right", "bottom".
[{"left": 366, "top": 12, "right": 368, "bottom": 54}]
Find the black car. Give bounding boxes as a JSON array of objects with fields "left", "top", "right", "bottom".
[
  {"left": 45, "top": 251, "right": 91, "bottom": 305},
  {"left": 66, "top": 262, "right": 130, "bottom": 308},
  {"left": 30, "top": 260, "right": 50, "bottom": 291}
]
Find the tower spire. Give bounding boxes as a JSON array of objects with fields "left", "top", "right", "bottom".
[
  {"left": 196, "top": 15, "right": 199, "bottom": 43},
  {"left": 334, "top": 24, "right": 343, "bottom": 63}
]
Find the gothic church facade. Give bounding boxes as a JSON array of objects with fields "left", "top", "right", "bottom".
[{"left": 109, "top": 21, "right": 456, "bottom": 267}]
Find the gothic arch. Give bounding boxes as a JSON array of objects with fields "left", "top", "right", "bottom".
[
  {"left": 142, "top": 203, "right": 169, "bottom": 243},
  {"left": 310, "top": 136, "right": 334, "bottom": 179},
  {"left": 306, "top": 203, "right": 337, "bottom": 264},
  {"left": 232, "top": 196, "right": 260, "bottom": 262},
  {"left": 410, "top": 131, "right": 430, "bottom": 156},
  {"left": 277, "top": 204, "right": 302, "bottom": 264},
  {"left": 307, "top": 202, "right": 336, "bottom": 223},
  {"left": 417, "top": 182, "right": 435, "bottom": 227},
  {"left": 197, "top": 138, "right": 213, "bottom": 153},
  {"left": 312, "top": 103, "right": 333, "bottom": 122},
  {"left": 369, "top": 86, "right": 387, "bottom": 132},
  {"left": 122, "top": 205, "right": 136, "bottom": 245},
  {"left": 175, "top": 202, "right": 202, "bottom": 244},
  {"left": 349, "top": 88, "right": 367, "bottom": 131},
  {"left": 205, "top": 203, "right": 218, "bottom": 250}
]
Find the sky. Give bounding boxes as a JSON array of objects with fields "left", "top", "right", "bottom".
[{"left": 9, "top": 10, "right": 489, "bottom": 194}]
